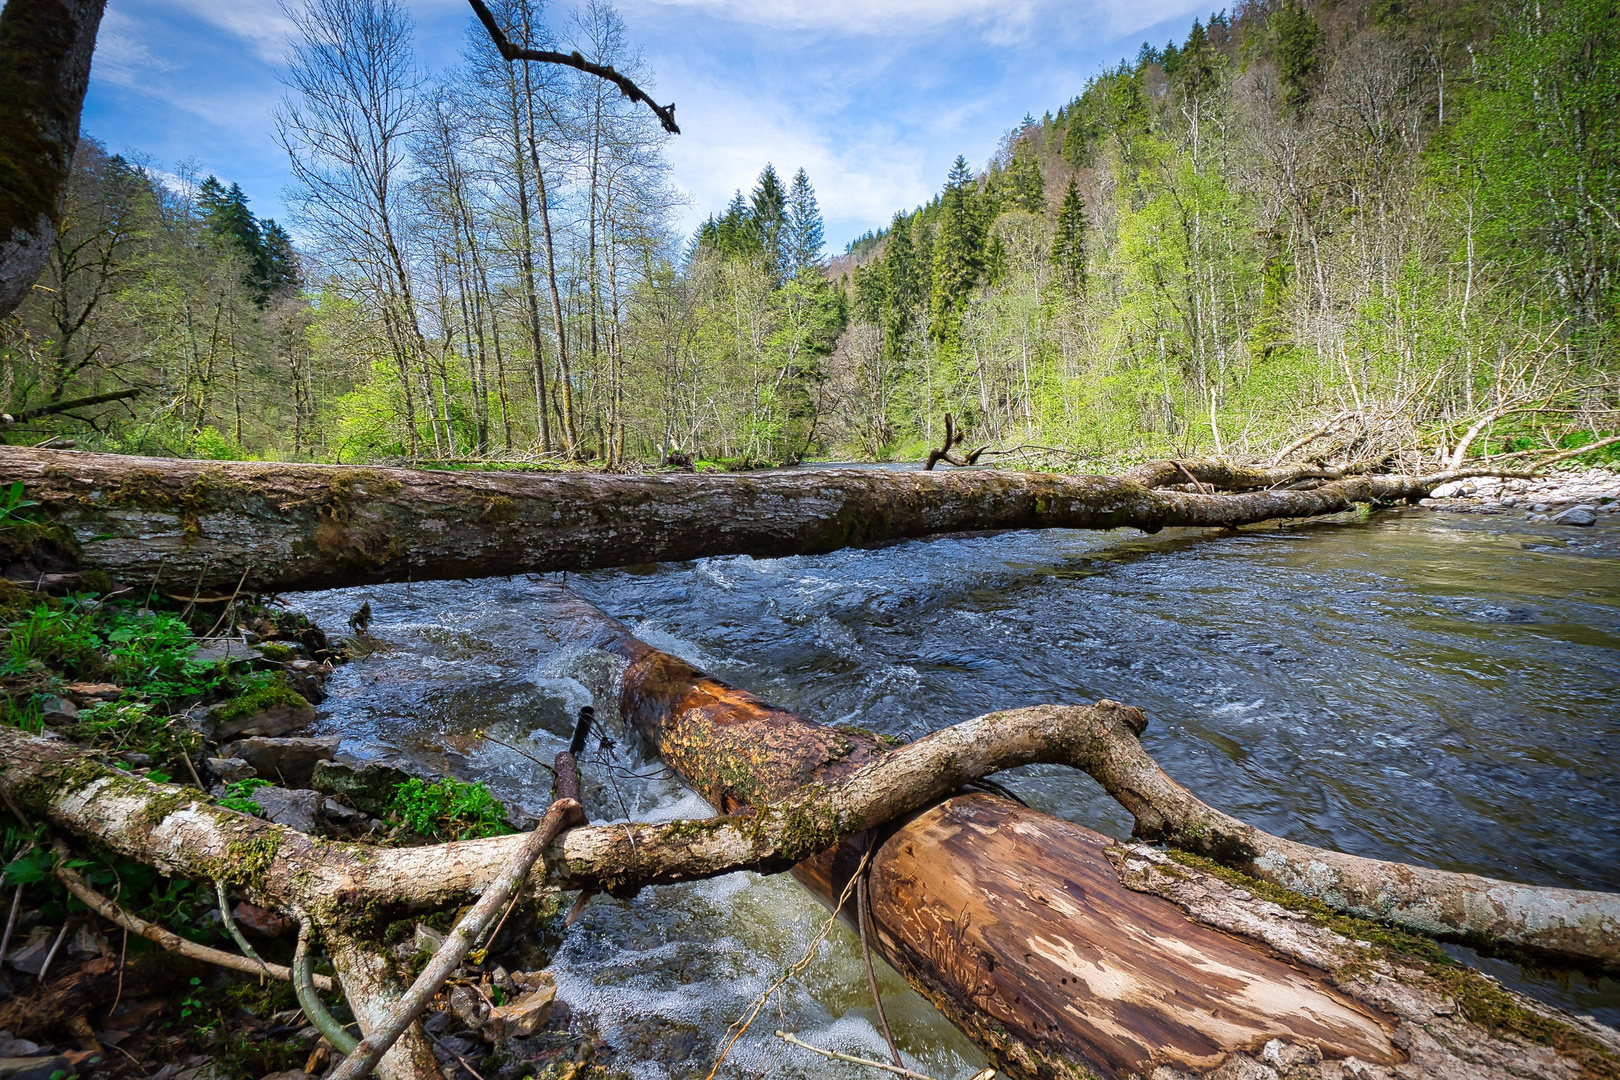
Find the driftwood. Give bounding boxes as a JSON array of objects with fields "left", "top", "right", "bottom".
[{"left": 0, "top": 447, "right": 1511, "bottom": 594}]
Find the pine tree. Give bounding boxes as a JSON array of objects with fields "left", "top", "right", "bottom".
[
  {"left": 259, "top": 219, "right": 300, "bottom": 297},
  {"left": 786, "top": 168, "right": 825, "bottom": 276},
  {"left": 1008, "top": 142, "right": 1045, "bottom": 215},
  {"left": 1050, "top": 178, "right": 1087, "bottom": 295},
  {"left": 1272, "top": 0, "right": 1322, "bottom": 113}
]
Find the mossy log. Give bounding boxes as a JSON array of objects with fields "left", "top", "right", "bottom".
[
  {"left": 0, "top": 446, "right": 1491, "bottom": 593},
  {"left": 531, "top": 582, "right": 1620, "bottom": 1080}
]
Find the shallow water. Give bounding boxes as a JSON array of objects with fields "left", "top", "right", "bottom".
[{"left": 293, "top": 504, "right": 1620, "bottom": 1077}]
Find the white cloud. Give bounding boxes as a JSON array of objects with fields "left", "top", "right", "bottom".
[
  {"left": 93, "top": 9, "right": 175, "bottom": 86},
  {"left": 627, "top": 0, "right": 1040, "bottom": 35}
]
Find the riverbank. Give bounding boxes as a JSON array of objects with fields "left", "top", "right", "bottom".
[{"left": 1420, "top": 465, "right": 1620, "bottom": 524}]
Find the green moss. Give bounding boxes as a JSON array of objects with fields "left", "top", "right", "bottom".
[
  {"left": 224, "top": 835, "right": 282, "bottom": 891},
  {"left": 254, "top": 642, "right": 293, "bottom": 661},
  {"left": 481, "top": 494, "right": 518, "bottom": 525},
  {"left": 212, "top": 673, "right": 305, "bottom": 720}
]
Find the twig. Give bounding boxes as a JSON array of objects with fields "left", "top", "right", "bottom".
[
  {"left": 328, "top": 796, "right": 584, "bottom": 1080},
  {"left": 856, "top": 852, "right": 903, "bottom": 1069},
  {"left": 775, "top": 1031, "right": 951, "bottom": 1080},
  {"left": 466, "top": 0, "right": 679, "bottom": 133},
  {"left": 1174, "top": 461, "right": 1211, "bottom": 495},
  {"left": 36, "top": 920, "right": 69, "bottom": 982},
  {"left": 203, "top": 563, "right": 255, "bottom": 637},
  {"left": 52, "top": 849, "right": 333, "bottom": 989},
  {"left": 215, "top": 880, "right": 276, "bottom": 979},
  {"left": 705, "top": 845, "right": 874, "bottom": 1080},
  {"left": 294, "top": 921, "right": 359, "bottom": 1055},
  {"left": 429, "top": 1030, "right": 491, "bottom": 1080},
  {"left": 0, "top": 882, "right": 23, "bottom": 966}
]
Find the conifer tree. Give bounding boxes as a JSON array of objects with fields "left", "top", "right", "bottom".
[
  {"left": 1050, "top": 177, "right": 1087, "bottom": 295},
  {"left": 786, "top": 167, "right": 825, "bottom": 276},
  {"left": 1272, "top": 0, "right": 1321, "bottom": 112},
  {"left": 750, "top": 164, "right": 788, "bottom": 280},
  {"left": 1008, "top": 142, "right": 1045, "bottom": 215},
  {"left": 929, "top": 155, "right": 983, "bottom": 343}
]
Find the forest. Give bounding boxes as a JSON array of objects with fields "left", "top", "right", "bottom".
[{"left": 2, "top": 0, "right": 1615, "bottom": 469}]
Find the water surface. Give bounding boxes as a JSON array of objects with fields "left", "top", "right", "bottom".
[{"left": 295, "top": 505, "right": 1620, "bottom": 1078}]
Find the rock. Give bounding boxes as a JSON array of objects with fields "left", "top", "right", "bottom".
[
  {"left": 319, "top": 797, "right": 363, "bottom": 825},
  {"left": 257, "top": 1072, "right": 310, "bottom": 1080},
  {"left": 483, "top": 981, "right": 557, "bottom": 1041},
  {"left": 1526, "top": 513, "right": 1550, "bottom": 523},
  {"left": 60, "top": 682, "right": 121, "bottom": 706},
  {"left": 174, "top": 1064, "right": 232, "bottom": 1080},
  {"left": 66, "top": 925, "right": 103, "bottom": 960},
  {"left": 222, "top": 737, "right": 338, "bottom": 789},
  {"left": 1553, "top": 507, "right": 1597, "bottom": 526},
  {"left": 414, "top": 923, "right": 445, "bottom": 955},
  {"left": 1532, "top": 502, "right": 1550, "bottom": 512},
  {"left": 190, "top": 638, "right": 257, "bottom": 669},
  {"left": 5, "top": 929, "right": 55, "bottom": 976},
  {"left": 213, "top": 701, "right": 318, "bottom": 742},
  {"left": 0, "top": 1037, "right": 39, "bottom": 1057},
  {"left": 246, "top": 788, "right": 322, "bottom": 833},
  {"left": 37, "top": 697, "right": 76, "bottom": 725},
  {"left": 231, "top": 902, "right": 290, "bottom": 938},
  {"left": 0, "top": 1056, "right": 72, "bottom": 1080},
  {"left": 448, "top": 984, "right": 487, "bottom": 1029},
  {"left": 205, "top": 757, "right": 257, "bottom": 784},
  {"left": 309, "top": 759, "right": 411, "bottom": 817},
  {"left": 1429, "top": 481, "right": 1465, "bottom": 498}
]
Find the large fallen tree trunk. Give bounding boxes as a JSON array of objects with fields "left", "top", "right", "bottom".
[
  {"left": 529, "top": 582, "right": 1620, "bottom": 1080},
  {"left": 0, "top": 446, "right": 1503, "bottom": 593}
]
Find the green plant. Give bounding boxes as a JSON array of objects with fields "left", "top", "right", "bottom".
[
  {"left": 388, "top": 777, "right": 512, "bottom": 841},
  {"left": 74, "top": 700, "right": 201, "bottom": 767},
  {"left": 218, "top": 778, "right": 274, "bottom": 816}
]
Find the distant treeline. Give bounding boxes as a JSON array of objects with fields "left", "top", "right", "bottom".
[{"left": 2, "top": 0, "right": 1615, "bottom": 467}]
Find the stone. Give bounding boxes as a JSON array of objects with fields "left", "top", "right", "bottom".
[
  {"left": 37, "top": 697, "right": 76, "bottom": 725},
  {"left": 190, "top": 638, "right": 256, "bottom": 669},
  {"left": 67, "top": 925, "right": 103, "bottom": 960},
  {"left": 205, "top": 758, "right": 257, "bottom": 784},
  {"left": 1532, "top": 502, "right": 1550, "bottom": 512},
  {"left": 5, "top": 929, "right": 55, "bottom": 976},
  {"left": 414, "top": 923, "right": 445, "bottom": 955},
  {"left": 257, "top": 1073, "right": 309, "bottom": 1080},
  {"left": 448, "top": 984, "right": 487, "bottom": 1029},
  {"left": 1429, "top": 481, "right": 1464, "bottom": 498},
  {"left": 483, "top": 981, "right": 557, "bottom": 1041},
  {"left": 213, "top": 701, "right": 318, "bottom": 742},
  {"left": 61, "top": 682, "right": 120, "bottom": 705},
  {"left": 309, "top": 759, "right": 412, "bottom": 817},
  {"left": 1553, "top": 507, "right": 1597, "bottom": 527},
  {"left": 222, "top": 737, "right": 338, "bottom": 789},
  {"left": 0, "top": 1037, "right": 39, "bottom": 1057},
  {"left": 0, "top": 1057, "right": 72, "bottom": 1080},
  {"left": 1526, "top": 513, "right": 1550, "bottom": 523},
  {"left": 246, "top": 788, "right": 321, "bottom": 833},
  {"left": 174, "top": 1064, "right": 233, "bottom": 1080},
  {"left": 319, "top": 797, "right": 363, "bottom": 825},
  {"left": 231, "top": 902, "right": 289, "bottom": 938}
]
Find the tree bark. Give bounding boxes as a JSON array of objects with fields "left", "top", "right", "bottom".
[
  {"left": 0, "top": 0, "right": 105, "bottom": 320},
  {"left": 0, "top": 447, "right": 1480, "bottom": 594}
]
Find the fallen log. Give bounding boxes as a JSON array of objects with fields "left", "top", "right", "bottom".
[
  {"left": 1, "top": 446, "right": 1479, "bottom": 594},
  {"left": 531, "top": 582, "right": 1620, "bottom": 1080}
]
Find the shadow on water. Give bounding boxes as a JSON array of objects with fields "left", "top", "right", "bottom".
[{"left": 292, "top": 505, "right": 1620, "bottom": 1073}]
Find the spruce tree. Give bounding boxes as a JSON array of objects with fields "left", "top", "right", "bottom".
[
  {"left": 786, "top": 168, "right": 825, "bottom": 276},
  {"left": 1008, "top": 142, "right": 1045, "bottom": 215},
  {"left": 1050, "top": 178, "right": 1087, "bottom": 295},
  {"left": 929, "top": 155, "right": 983, "bottom": 344},
  {"left": 750, "top": 164, "right": 788, "bottom": 280},
  {"left": 1272, "top": 0, "right": 1321, "bottom": 112}
]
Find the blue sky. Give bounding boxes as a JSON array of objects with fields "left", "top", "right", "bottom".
[{"left": 84, "top": 0, "right": 1214, "bottom": 252}]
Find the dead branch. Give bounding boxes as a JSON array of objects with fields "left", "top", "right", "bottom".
[
  {"left": 2, "top": 388, "right": 141, "bottom": 426},
  {"left": 465, "top": 0, "right": 679, "bottom": 134}
]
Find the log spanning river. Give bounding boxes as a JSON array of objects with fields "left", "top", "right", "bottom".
[{"left": 292, "top": 499, "right": 1620, "bottom": 1078}]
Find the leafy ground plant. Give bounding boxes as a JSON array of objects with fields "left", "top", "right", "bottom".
[{"left": 389, "top": 776, "right": 513, "bottom": 841}]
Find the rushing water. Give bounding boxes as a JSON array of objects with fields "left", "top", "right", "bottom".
[{"left": 293, "top": 500, "right": 1620, "bottom": 1078}]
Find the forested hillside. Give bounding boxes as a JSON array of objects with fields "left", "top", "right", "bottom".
[{"left": 1, "top": 0, "right": 1615, "bottom": 468}]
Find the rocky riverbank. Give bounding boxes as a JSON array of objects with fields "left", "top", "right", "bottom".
[{"left": 1419, "top": 466, "right": 1620, "bottom": 525}]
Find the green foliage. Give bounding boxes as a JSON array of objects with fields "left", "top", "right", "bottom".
[
  {"left": 210, "top": 672, "right": 306, "bottom": 721},
  {"left": 1270, "top": 0, "right": 1322, "bottom": 111},
  {"left": 74, "top": 700, "right": 202, "bottom": 766},
  {"left": 1050, "top": 179, "right": 1087, "bottom": 295},
  {"left": 218, "top": 777, "right": 275, "bottom": 816},
  {"left": 388, "top": 776, "right": 513, "bottom": 841}
]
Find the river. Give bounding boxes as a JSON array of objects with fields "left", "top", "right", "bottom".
[{"left": 292, "top": 501, "right": 1620, "bottom": 1079}]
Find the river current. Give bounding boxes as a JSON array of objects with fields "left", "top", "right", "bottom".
[{"left": 292, "top": 497, "right": 1620, "bottom": 1079}]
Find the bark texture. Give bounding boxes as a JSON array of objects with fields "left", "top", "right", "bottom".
[
  {"left": 529, "top": 583, "right": 1620, "bottom": 1080},
  {"left": 0, "top": 447, "right": 1461, "bottom": 593},
  {"left": 0, "top": 0, "right": 106, "bottom": 320}
]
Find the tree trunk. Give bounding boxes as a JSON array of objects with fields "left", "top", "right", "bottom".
[
  {"left": 0, "top": 0, "right": 106, "bottom": 320},
  {"left": 529, "top": 582, "right": 1620, "bottom": 1080},
  {"left": 0, "top": 447, "right": 1503, "bottom": 594}
]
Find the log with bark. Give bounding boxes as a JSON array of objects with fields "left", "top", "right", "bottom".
[
  {"left": 0, "top": 446, "right": 1515, "bottom": 594},
  {"left": 2, "top": 601, "right": 1617, "bottom": 1078}
]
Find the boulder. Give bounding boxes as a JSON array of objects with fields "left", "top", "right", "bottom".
[
  {"left": 309, "top": 759, "right": 411, "bottom": 817},
  {"left": 212, "top": 701, "right": 318, "bottom": 742},
  {"left": 37, "top": 697, "right": 76, "bottom": 725},
  {"left": 221, "top": 737, "right": 338, "bottom": 789},
  {"left": 0, "top": 1057, "right": 72, "bottom": 1080},
  {"left": 483, "top": 978, "right": 557, "bottom": 1041},
  {"left": 1553, "top": 507, "right": 1597, "bottom": 527},
  {"left": 245, "top": 788, "right": 321, "bottom": 833},
  {"left": 1429, "top": 481, "right": 1465, "bottom": 498},
  {"left": 204, "top": 757, "right": 257, "bottom": 784}
]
